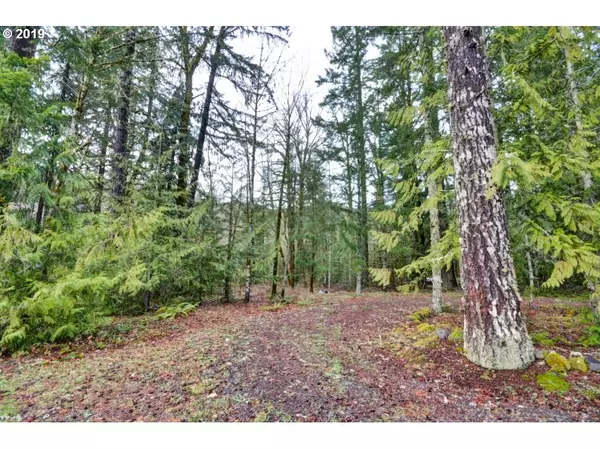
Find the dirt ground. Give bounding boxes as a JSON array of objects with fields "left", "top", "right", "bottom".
[{"left": 1, "top": 288, "right": 599, "bottom": 422}]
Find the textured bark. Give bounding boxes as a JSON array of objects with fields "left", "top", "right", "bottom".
[
  {"left": 444, "top": 26, "right": 534, "bottom": 370},
  {"left": 112, "top": 28, "right": 136, "bottom": 199}
]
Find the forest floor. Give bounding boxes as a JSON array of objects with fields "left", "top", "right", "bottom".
[{"left": 1, "top": 288, "right": 599, "bottom": 422}]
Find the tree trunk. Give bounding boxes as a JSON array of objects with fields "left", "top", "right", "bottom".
[
  {"left": 354, "top": 27, "right": 369, "bottom": 290},
  {"left": 189, "top": 27, "right": 227, "bottom": 205},
  {"left": 428, "top": 174, "right": 443, "bottom": 313},
  {"left": 95, "top": 105, "right": 112, "bottom": 213},
  {"left": 560, "top": 27, "right": 593, "bottom": 195},
  {"left": 175, "top": 26, "right": 213, "bottom": 206},
  {"left": 420, "top": 28, "right": 443, "bottom": 313},
  {"left": 112, "top": 28, "right": 136, "bottom": 200},
  {"left": 280, "top": 213, "right": 290, "bottom": 301},
  {"left": 271, "top": 142, "right": 289, "bottom": 300},
  {"left": 444, "top": 26, "right": 534, "bottom": 370}
]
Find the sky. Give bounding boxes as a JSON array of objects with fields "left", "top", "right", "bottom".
[
  {"left": 198, "top": 25, "right": 335, "bottom": 201},
  {"left": 285, "top": 25, "right": 332, "bottom": 101}
]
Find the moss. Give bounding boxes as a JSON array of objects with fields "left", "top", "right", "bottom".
[
  {"left": 531, "top": 331, "right": 555, "bottom": 346},
  {"left": 536, "top": 372, "right": 571, "bottom": 394},
  {"left": 189, "top": 378, "right": 219, "bottom": 396},
  {"left": 569, "top": 356, "right": 588, "bottom": 373},
  {"left": 448, "top": 328, "right": 464, "bottom": 343},
  {"left": 325, "top": 359, "right": 344, "bottom": 378},
  {"left": 253, "top": 402, "right": 292, "bottom": 422},
  {"left": 296, "top": 299, "right": 314, "bottom": 307},
  {"left": 416, "top": 323, "right": 436, "bottom": 334},
  {"left": 413, "top": 335, "right": 439, "bottom": 349},
  {"left": 407, "top": 307, "right": 433, "bottom": 322},
  {"left": 260, "top": 303, "right": 286, "bottom": 312},
  {"left": 544, "top": 351, "right": 571, "bottom": 373}
]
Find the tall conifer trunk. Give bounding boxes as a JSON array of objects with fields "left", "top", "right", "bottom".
[
  {"left": 443, "top": 26, "right": 534, "bottom": 369},
  {"left": 112, "top": 28, "right": 136, "bottom": 200}
]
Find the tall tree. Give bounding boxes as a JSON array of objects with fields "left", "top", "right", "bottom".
[
  {"left": 174, "top": 26, "right": 213, "bottom": 206},
  {"left": 444, "top": 26, "right": 534, "bottom": 369},
  {"left": 112, "top": 28, "right": 137, "bottom": 199}
]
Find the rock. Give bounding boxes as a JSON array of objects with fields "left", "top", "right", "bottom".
[
  {"left": 318, "top": 290, "right": 329, "bottom": 294},
  {"left": 569, "top": 356, "right": 588, "bottom": 373},
  {"left": 544, "top": 351, "right": 571, "bottom": 373},
  {"left": 569, "top": 351, "right": 583, "bottom": 358},
  {"left": 535, "top": 349, "right": 546, "bottom": 360},
  {"left": 584, "top": 355, "right": 600, "bottom": 372},
  {"left": 435, "top": 328, "right": 451, "bottom": 340}
]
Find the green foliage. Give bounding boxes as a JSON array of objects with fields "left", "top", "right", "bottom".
[
  {"left": 531, "top": 331, "right": 556, "bottom": 346},
  {"left": 0, "top": 201, "right": 221, "bottom": 351},
  {"left": 448, "top": 328, "right": 463, "bottom": 343},
  {"left": 407, "top": 307, "right": 433, "bottom": 322},
  {"left": 579, "top": 325, "right": 600, "bottom": 347},
  {"left": 569, "top": 356, "right": 589, "bottom": 373},
  {"left": 544, "top": 351, "right": 571, "bottom": 373},
  {"left": 155, "top": 302, "right": 197, "bottom": 321},
  {"left": 536, "top": 372, "right": 571, "bottom": 394},
  {"left": 260, "top": 303, "right": 286, "bottom": 312},
  {"left": 416, "top": 323, "right": 435, "bottom": 334}
]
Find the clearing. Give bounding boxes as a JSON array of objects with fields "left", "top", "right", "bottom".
[{"left": 1, "top": 289, "right": 599, "bottom": 422}]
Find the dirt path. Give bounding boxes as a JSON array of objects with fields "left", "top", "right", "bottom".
[{"left": 1, "top": 291, "right": 599, "bottom": 422}]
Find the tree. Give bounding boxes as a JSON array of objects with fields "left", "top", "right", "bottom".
[
  {"left": 443, "top": 26, "right": 534, "bottom": 369},
  {"left": 318, "top": 26, "right": 371, "bottom": 293},
  {"left": 112, "top": 28, "right": 137, "bottom": 200}
]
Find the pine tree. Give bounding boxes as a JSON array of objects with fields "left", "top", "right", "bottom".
[{"left": 444, "top": 26, "right": 534, "bottom": 369}]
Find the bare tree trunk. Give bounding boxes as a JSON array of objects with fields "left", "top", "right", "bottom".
[
  {"left": 560, "top": 27, "right": 593, "bottom": 194},
  {"left": 270, "top": 153, "right": 287, "bottom": 299},
  {"left": 175, "top": 26, "right": 213, "bottom": 206},
  {"left": 354, "top": 27, "right": 369, "bottom": 290},
  {"left": 524, "top": 234, "right": 535, "bottom": 305},
  {"left": 420, "top": 28, "right": 443, "bottom": 313},
  {"left": 355, "top": 272, "right": 362, "bottom": 295},
  {"left": 327, "top": 238, "right": 332, "bottom": 290},
  {"left": 189, "top": 26, "right": 227, "bottom": 205},
  {"left": 444, "top": 26, "right": 534, "bottom": 370},
  {"left": 280, "top": 213, "right": 290, "bottom": 300},
  {"left": 112, "top": 28, "right": 136, "bottom": 200},
  {"left": 428, "top": 173, "right": 443, "bottom": 313}
]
